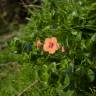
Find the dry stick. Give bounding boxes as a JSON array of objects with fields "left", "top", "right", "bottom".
[
  {"left": 20, "top": 0, "right": 41, "bottom": 8},
  {"left": 17, "top": 80, "right": 38, "bottom": 96},
  {"left": 0, "top": 62, "right": 19, "bottom": 67}
]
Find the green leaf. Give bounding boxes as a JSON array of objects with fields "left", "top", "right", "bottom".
[
  {"left": 87, "top": 69, "right": 95, "bottom": 82},
  {"left": 64, "top": 75, "right": 70, "bottom": 88},
  {"left": 71, "top": 31, "right": 78, "bottom": 36},
  {"left": 65, "top": 90, "right": 75, "bottom": 96},
  {"left": 91, "top": 33, "right": 96, "bottom": 42}
]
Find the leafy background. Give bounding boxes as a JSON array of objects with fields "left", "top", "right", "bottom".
[{"left": 0, "top": 0, "right": 96, "bottom": 96}]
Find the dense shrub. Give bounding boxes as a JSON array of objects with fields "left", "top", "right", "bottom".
[{"left": 0, "top": 0, "right": 96, "bottom": 96}]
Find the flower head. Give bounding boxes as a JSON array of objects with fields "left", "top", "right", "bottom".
[
  {"left": 35, "top": 40, "right": 42, "bottom": 49},
  {"left": 43, "top": 37, "right": 59, "bottom": 54}
]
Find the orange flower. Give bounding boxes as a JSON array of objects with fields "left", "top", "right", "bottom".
[
  {"left": 61, "top": 46, "right": 65, "bottom": 53},
  {"left": 43, "top": 37, "right": 59, "bottom": 54},
  {"left": 35, "top": 40, "right": 42, "bottom": 49}
]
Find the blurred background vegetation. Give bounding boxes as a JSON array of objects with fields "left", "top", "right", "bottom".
[{"left": 0, "top": 0, "right": 41, "bottom": 35}]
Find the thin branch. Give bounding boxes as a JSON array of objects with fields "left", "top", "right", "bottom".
[
  {"left": 0, "top": 62, "right": 19, "bottom": 67},
  {"left": 17, "top": 80, "right": 38, "bottom": 96},
  {"left": 20, "top": 0, "right": 41, "bottom": 9},
  {"left": 27, "top": 4, "right": 41, "bottom": 8}
]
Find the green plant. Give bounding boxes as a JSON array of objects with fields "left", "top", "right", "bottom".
[{"left": 0, "top": 0, "right": 96, "bottom": 96}]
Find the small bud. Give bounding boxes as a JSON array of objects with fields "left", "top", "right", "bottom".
[
  {"left": 35, "top": 40, "right": 42, "bottom": 49},
  {"left": 61, "top": 46, "right": 65, "bottom": 53}
]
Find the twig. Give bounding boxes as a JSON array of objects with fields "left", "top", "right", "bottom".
[
  {"left": 20, "top": 0, "right": 41, "bottom": 9},
  {"left": 27, "top": 4, "right": 41, "bottom": 8},
  {"left": 0, "top": 62, "right": 19, "bottom": 67},
  {"left": 0, "top": 33, "right": 14, "bottom": 41},
  {"left": 17, "top": 80, "right": 38, "bottom": 96}
]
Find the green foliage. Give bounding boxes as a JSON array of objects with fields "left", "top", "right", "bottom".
[{"left": 0, "top": 0, "right": 96, "bottom": 96}]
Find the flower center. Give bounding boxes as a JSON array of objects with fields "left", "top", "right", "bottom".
[{"left": 49, "top": 42, "right": 54, "bottom": 48}]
